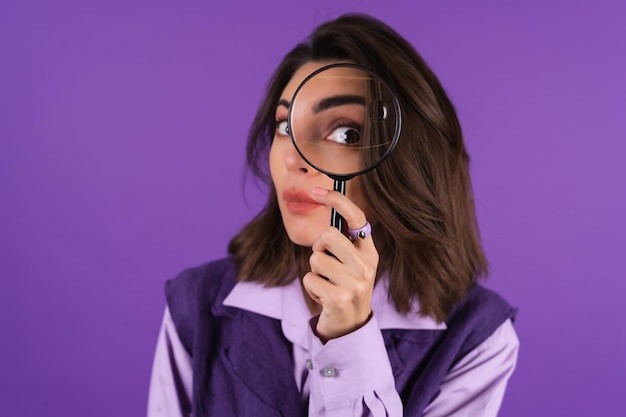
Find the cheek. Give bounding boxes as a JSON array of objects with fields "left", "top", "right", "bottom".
[{"left": 268, "top": 140, "right": 281, "bottom": 181}]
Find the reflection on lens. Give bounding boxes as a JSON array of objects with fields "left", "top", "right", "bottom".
[{"left": 288, "top": 64, "right": 401, "bottom": 179}]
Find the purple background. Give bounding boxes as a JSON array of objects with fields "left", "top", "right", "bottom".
[{"left": 1, "top": 1, "right": 624, "bottom": 415}]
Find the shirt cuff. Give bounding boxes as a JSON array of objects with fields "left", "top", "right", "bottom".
[{"left": 306, "top": 313, "right": 395, "bottom": 405}]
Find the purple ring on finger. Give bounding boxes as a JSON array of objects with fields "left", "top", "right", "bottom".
[{"left": 348, "top": 221, "right": 372, "bottom": 241}]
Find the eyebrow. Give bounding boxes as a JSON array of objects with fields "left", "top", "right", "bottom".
[
  {"left": 276, "top": 95, "right": 366, "bottom": 112},
  {"left": 314, "top": 95, "right": 366, "bottom": 113}
]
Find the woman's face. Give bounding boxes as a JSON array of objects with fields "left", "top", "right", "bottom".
[{"left": 270, "top": 61, "right": 370, "bottom": 247}]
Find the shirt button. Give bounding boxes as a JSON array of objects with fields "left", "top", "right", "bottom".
[
  {"left": 305, "top": 359, "right": 313, "bottom": 370},
  {"left": 322, "top": 366, "right": 336, "bottom": 378}
]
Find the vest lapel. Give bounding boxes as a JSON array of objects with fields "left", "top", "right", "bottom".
[
  {"left": 382, "top": 329, "right": 445, "bottom": 392},
  {"left": 222, "top": 310, "right": 302, "bottom": 416}
]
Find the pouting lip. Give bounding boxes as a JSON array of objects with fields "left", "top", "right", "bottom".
[{"left": 282, "top": 189, "right": 321, "bottom": 205}]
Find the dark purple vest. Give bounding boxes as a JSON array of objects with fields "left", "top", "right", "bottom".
[{"left": 166, "top": 257, "right": 516, "bottom": 417}]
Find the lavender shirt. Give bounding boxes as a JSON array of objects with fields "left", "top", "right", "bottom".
[{"left": 148, "top": 277, "right": 519, "bottom": 416}]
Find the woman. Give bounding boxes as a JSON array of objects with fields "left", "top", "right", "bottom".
[{"left": 148, "top": 14, "right": 518, "bottom": 417}]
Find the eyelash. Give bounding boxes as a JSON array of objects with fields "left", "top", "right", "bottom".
[
  {"left": 274, "top": 118, "right": 362, "bottom": 141},
  {"left": 326, "top": 119, "right": 361, "bottom": 135},
  {"left": 275, "top": 118, "right": 289, "bottom": 136}
]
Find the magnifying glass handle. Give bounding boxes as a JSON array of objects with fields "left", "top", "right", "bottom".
[{"left": 330, "top": 179, "right": 346, "bottom": 232}]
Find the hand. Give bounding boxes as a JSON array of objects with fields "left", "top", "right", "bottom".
[{"left": 302, "top": 187, "right": 379, "bottom": 342}]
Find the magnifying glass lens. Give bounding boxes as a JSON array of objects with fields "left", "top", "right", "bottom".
[{"left": 289, "top": 64, "right": 400, "bottom": 179}]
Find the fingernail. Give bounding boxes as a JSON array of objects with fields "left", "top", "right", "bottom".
[{"left": 312, "top": 187, "right": 329, "bottom": 196}]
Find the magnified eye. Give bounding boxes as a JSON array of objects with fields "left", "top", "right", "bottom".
[
  {"left": 326, "top": 126, "right": 361, "bottom": 145},
  {"left": 276, "top": 120, "right": 290, "bottom": 136}
]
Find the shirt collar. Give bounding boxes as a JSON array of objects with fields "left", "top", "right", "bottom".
[
  {"left": 223, "top": 276, "right": 446, "bottom": 345},
  {"left": 224, "top": 279, "right": 312, "bottom": 347}
]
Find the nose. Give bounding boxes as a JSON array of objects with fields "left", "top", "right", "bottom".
[{"left": 284, "top": 141, "right": 314, "bottom": 175}]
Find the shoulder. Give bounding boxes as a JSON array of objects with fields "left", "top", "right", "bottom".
[
  {"left": 445, "top": 284, "right": 517, "bottom": 363},
  {"left": 381, "top": 285, "right": 517, "bottom": 414},
  {"left": 165, "top": 257, "right": 237, "bottom": 306},
  {"left": 448, "top": 285, "right": 517, "bottom": 328},
  {"left": 164, "top": 257, "right": 238, "bottom": 354}
]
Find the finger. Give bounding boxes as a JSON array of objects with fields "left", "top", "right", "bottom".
[
  {"left": 311, "top": 226, "right": 359, "bottom": 264},
  {"left": 308, "top": 246, "right": 342, "bottom": 281},
  {"left": 301, "top": 271, "right": 334, "bottom": 305},
  {"left": 310, "top": 221, "right": 379, "bottom": 281},
  {"left": 309, "top": 247, "right": 361, "bottom": 289},
  {"left": 311, "top": 187, "right": 373, "bottom": 243},
  {"left": 309, "top": 229, "right": 378, "bottom": 288},
  {"left": 302, "top": 271, "right": 373, "bottom": 340},
  {"left": 302, "top": 271, "right": 358, "bottom": 311}
]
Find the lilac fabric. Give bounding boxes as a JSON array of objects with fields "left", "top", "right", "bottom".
[
  {"left": 158, "top": 257, "right": 516, "bottom": 416},
  {"left": 148, "top": 273, "right": 518, "bottom": 416}
]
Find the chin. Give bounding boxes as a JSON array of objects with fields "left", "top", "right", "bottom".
[
  {"left": 282, "top": 216, "right": 327, "bottom": 247},
  {"left": 279, "top": 206, "right": 329, "bottom": 248},
  {"left": 284, "top": 227, "right": 317, "bottom": 247}
]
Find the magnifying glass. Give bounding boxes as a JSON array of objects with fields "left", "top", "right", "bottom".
[{"left": 288, "top": 63, "right": 402, "bottom": 233}]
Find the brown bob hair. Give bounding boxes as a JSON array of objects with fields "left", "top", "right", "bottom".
[{"left": 228, "top": 14, "right": 488, "bottom": 322}]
